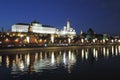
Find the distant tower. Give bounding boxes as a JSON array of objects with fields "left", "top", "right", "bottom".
[{"left": 67, "top": 20, "right": 70, "bottom": 29}]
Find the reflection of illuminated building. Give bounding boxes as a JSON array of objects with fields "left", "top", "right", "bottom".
[{"left": 6, "top": 46, "right": 120, "bottom": 74}]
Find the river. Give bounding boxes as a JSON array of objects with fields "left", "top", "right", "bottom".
[{"left": 0, "top": 45, "right": 120, "bottom": 80}]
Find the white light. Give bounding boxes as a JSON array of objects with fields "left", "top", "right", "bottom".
[
  {"left": 20, "top": 34, "right": 24, "bottom": 38},
  {"left": 26, "top": 36, "right": 30, "bottom": 43},
  {"left": 26, "top": 54, "right": 30, "bottom": 67},
  {"left": 103, "top": 39, "right": 105, "bottom": 43},
  {"left": 112, "top": 46, "right": 114, "bottom": 55},
  {"left": 118, "top": 39, "right": 120, "bottom": 42},
  {"left": 111, "top": 39, "right": 114, "bottom": 43},
  {"left": 81, "top": 39, "right": 84, "bottom": 43},
  {"left": 63, "top": 52, "right": 66, "bottom": 65},
  {"left": 103, "top": 47, "right": 106, "bottom": 57},
  {"left": 51, "top": 35, "right": 54, "bottom": 43},
  {"left": 118, "top": 46, "right": 120, "bottom": 53},
  {"left": 51, "top": 52, "right": 55, "bottom": 64},
  {"left": 68, "top": 38, "right": 71, "bottom": 44},
  {"left": 115, "top": 46, "right": 118, "bottom": 56},
  {"left": 81, "top": 49, "right": 84, "bottom": 60},
  {"left": 85, "top": 49, "right": 88, "bottom": 60}
]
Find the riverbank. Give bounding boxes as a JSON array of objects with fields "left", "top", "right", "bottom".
[{"left": 0, "top": 44, "right": 119, "bottom": 53}]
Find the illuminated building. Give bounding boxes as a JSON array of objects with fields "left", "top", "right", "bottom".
[
  {"left": 11, "top": 20, "right": 76, "bottom": 37},
  {"left": 59, "top": 20, "right": 76, "bottom": 38},
  {"left": 12, "top": 20, "right": 57, "bottom": 34}
]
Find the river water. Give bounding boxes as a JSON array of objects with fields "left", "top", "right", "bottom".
[{"left": 0, "top": 45, "right": 120, "bottom": 80}]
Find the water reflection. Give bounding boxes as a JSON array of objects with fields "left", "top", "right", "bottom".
[{"left": 0, "top": 45, "right": 120, "bottom": 75}]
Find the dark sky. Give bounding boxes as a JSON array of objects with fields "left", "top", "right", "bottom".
[{"left": 0, "top": 0, "right": 120, "bottom": 35}]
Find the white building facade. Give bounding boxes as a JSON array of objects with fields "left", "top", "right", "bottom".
[
  {"left": 11, "top": 20, "right": 76, "bottom": 37},
  {"left": 59, "top": 21, "right": 76, "bottom": 38}
]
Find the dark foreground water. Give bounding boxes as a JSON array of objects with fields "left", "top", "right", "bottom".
[{"left": 0, "top": 45, "right": 120, "bottom": 80}]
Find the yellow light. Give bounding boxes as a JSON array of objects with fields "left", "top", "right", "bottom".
[
  {"left": 6, "top": 56, "right": 10, "bottom": 68},
  {"left": 0, "top": 56, "right": 2, "bottom": 64},
  {"left": 39, "top": 39, "right": 42, "bottom": 43},
  {"left": 20, "top": 34, "right": 24, "bottom": 38}
]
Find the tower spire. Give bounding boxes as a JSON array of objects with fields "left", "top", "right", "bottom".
[{"left": 67, "top": 19, "right": 70, "bottom": 29}]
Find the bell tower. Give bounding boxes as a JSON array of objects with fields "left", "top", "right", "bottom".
[{"left": 67, "top": 20, "right": 70, "bottom": 29}]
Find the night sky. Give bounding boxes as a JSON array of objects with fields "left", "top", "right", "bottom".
[{"left": 0, "top": 0, "right": 120, "bottom": 35}]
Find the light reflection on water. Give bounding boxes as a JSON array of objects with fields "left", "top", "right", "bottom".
[{"left": 0, "top": 45, "right": 120, "bottom": 78}]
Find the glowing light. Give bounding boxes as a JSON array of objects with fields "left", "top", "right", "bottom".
[
  {"left": 85, "top": 49, "right": 88, "bottom": 60},
  {"left": 93, "top": 38, "right": 97, "bottom": 43},
  {"left": 71, "top": 53, "right": 75, "bottom": 61},
  {"left": 6, "top": 56, "right": 10, "bottom": 68},
  {"left": 68, "top": 38, "right": 71, "bottom": 44},
  {"left": 103, "top": 39, "right": 105, "bottom": 43},
  {"left": 81, "top": 49, "right": 84, "bottom": 60},
  {"left": 115, "top": 46, "right": 118, "bottom": 56},
  {"left": 19, "top": 60, "right": 24, "bottom": 70},
  {"left": 118, "top": 39, "right": 120, "bottom": 42},
  {"left": 112, "top": 46, "right": 114, "bottom": 55},
  {"left": 0, "top": 56, "right": 2, "bottom": 66},
  {"left": 81, "top": 39, "right": 84, "bottom": 43},
  {"left": 26, "top": 36, "right": 30, "bottom": 43},
  {"left": 5, "top": 38, "right": 10, "bottom": 42},
  {"left": 26, "top": 54, "right": 30, "bottom": 67},
  {"left": 106, "top": 48, "right": 109, "bottom": 57},
  {"left": 93, "top": 48, "right": 98, "bottom": 60},
  {"left": 93, "top": 48, "right": 96, "bottom": 57},
  {"left": 20, "top": 34, "right": 24, "bottom": 38},
  {"left": 68, "top": 50, "right": 71, "bottom": 60},
  {"left": 35, "top": 53, "right": 38, "bottom": 60},
  {"left": 39, "top": 39, "right": 42, "bottom": 43},
  {"left": 95, "top": 50, "right": 98, "bottom": 60},
  {"left": 51, "top": 35, "right": 54, "bottom": 43},
  {"left": 103, "top": 47, "right": 106, "bottom": 57},
  {"left": 111, "top": 39, "right": 114, "bottom": 43},
  {"left": 14, "top": 38, "right": 19, "bottom": 42},
  {"left": 118, "top": 46, "right": 120, "bottom": 53},
  {"left": 63, "top": 52, "right": 66, "bottom": 65},
  {"left": 51, "top": 52, "right": 55, "bottom": 64}
]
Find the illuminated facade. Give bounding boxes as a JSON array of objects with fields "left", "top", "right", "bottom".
[
  {"left": 11, "top": 20, "right": 76, "bottom": 37},
  {"left": 12, "top": 21, "right": 57, "bottom": 34},
  {"left": 59, "top": 20, "right": 76, "bottom": 38}
]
